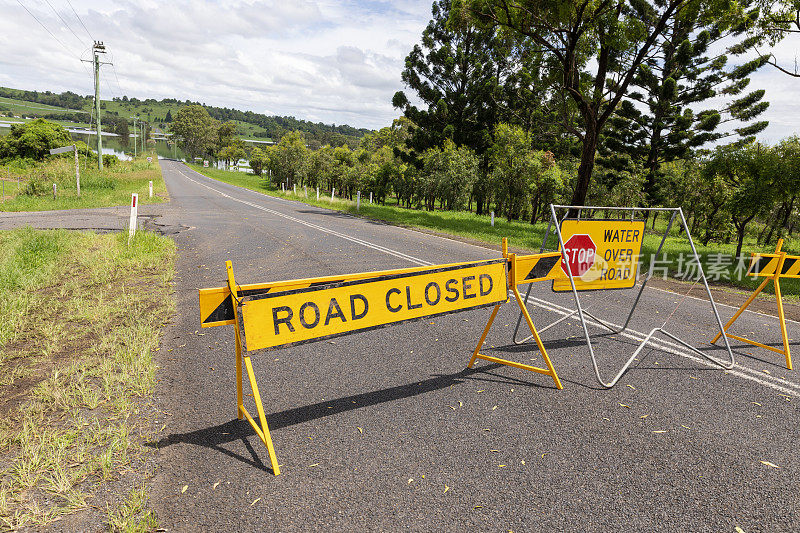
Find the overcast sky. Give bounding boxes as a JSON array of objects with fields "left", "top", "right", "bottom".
[{"left": 1, "top": 0, "right": 798, "bottom": 142}]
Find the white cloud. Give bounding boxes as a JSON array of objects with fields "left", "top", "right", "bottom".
[{"left": 0, "top": 0, "right": 797, "bottom": 141}]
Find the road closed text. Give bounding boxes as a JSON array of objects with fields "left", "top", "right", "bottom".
[{"left": 238, "top": 260, "right": 509, "bottom": 351}]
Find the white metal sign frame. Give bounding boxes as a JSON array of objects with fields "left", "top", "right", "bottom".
[{"left": 513, "top": 204, "right": 735, "bottom": 388}]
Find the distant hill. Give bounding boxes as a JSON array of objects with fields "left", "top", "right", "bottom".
[{"left": 0, "top": 86, "right": 371, "bottom": 148}]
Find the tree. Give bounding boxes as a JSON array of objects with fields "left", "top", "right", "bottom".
[
  {"left": 703, "top": 143, "right": 777, "bottom": 256},
  {"left": 489, "top": 123, "right": 563, "bottom": 222},
  {"left": 393, "top": 0, "right": 510, "bottom": 213},
  {"left": 0, "top": 119, "right": 73, "bottom": 161},
  {"left": 249, "top": 146, "right": 267, "bottom": 176},
  {"left": 268, "top": 131, "right": 308, "bottom": 187},
  {"left": 170, "top": 105, "right": 219, "bottom": 159},
  {"left": 216, "top": 121, "right": 238, "bottom": 153},
  {"left": 165, "top": 109, "right": 173, "bottom": 122},
  {"left": 603, "top": 7, "right": 769, "bottom": 208},
  {"left": 460, "top": 0, "right": 749, "bottom": 208}
]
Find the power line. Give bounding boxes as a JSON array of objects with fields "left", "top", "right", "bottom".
[
  {"left": 42, "top": 0, "right": 87, "bottom": 48},
  {"left": 64, "top": 0, "right": 93, "bottom": 42},
  {"left": 16, "top": 0, "right": 80, "bottom": 60}
]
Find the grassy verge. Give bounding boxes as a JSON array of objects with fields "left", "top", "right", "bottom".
[
  {"left": 187, "top": 163, "right": 800, "bottom": 298},
  {"left": 0, "top": 153, "right": 167, "bottom": 212},
  {"left": 0, "top": 227, "right": 175, "bottom": 530}
]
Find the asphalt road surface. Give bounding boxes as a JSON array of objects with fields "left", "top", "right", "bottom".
[{"left": 148, "top": 160, "right": 800, "bottom": 532}]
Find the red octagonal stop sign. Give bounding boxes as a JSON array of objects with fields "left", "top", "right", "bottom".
[{"left": 561, "top": 234, "right": 596, "bottom": 277}]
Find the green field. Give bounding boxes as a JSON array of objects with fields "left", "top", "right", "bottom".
[{"left": 188, "top": 163, "right": 800, "bottom": 298}]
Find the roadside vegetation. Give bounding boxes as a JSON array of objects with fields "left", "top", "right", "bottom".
[
  {"left": 0, "top": 227, "right": 174, "bottom": 530},
  {"left": 0, "top": 119, "right": 166, "bottom": 212}
]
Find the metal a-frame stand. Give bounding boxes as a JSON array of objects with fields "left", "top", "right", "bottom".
[{"left": 513, "top": 204, "right": 735, "bottom": 388}]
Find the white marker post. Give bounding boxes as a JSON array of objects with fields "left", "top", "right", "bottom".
[
  {"left": 369, "top": 192, "right": 373, "bottom": 204},
  {"left": 74, "top": 145, "right": 80, "bottom": 197},
  {"left": 491, "top": 211, "right": 495, "bottom": 227},
  {"left": 49, "top": 145, "right": 79, "bottom": 197},
  {"left": 316, "top": 187, "right": 319, "bottom": 200},
  {"left": 293, "top": 184, "right": 296, "bottom": 195},
  {"left": 331, "top": 188, "right": 335, "bottom": 202},
  {"left": 281, "top": 183, "right": 285, "bottom": 192},
  {"left": 128, "top": 193, "right": 139, "bottom": 244},
  {"left": 357, "top": 190, "right": 361, "bottom": 211},
  {"left": 304, "top": 185, "right": 307, "bottom": 197},
  {"left": 149, "top": 180, "right": 153, "bottom": 198}
]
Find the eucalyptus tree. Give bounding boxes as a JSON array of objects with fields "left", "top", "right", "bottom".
[{"left": 458, "top": 0, "right": 756, "bottom": 208}]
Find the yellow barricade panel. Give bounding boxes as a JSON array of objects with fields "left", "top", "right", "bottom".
[
  {"left": 552, "top": 219, "right": 645, "bottom": 292},
  {"left": 748, "top": 253, "right": 800, "bottom": 278},
  {"left": 514, "top": 252, "right": 563, "bottom": 285},
  {"left": 199, "top": 259, "right": 495, "bottom": 328},
  {"left": 238, "top": 259, "right": 509, "bottom": 351}
]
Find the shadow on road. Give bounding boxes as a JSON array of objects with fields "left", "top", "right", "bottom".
[{"left": 145, "top": 362, "right": 566, "bottom": 472}]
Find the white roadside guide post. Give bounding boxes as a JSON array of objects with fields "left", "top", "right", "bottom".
[
  {"left": 316, "top": 187, "right": 319, "bottom": 200},
  {"left": 370, "top": 191, "right": 373, "bottom": 204},
  {"left": 128, "top": 193, "right": 138, "bottom": 244},
  {"left": 74, "top": 145, "right": 80, "bottom": 197},
  {"left": 149, "top": 180, "right": 153, "bottom": 198},
  {"left": 357, "top": 190, "right": 361, "bottom": 211},
  {"left": 293, "top": 184, "right": 296, "bottom": 195},
  {"left": 491, "top": 211, "right": 495, "bottom": 227},
  {"left": 331, "top": 188, "right": 335, "bottom": 201},
  {"left": 49, "top": 145, "right": 79, "bottom": 196},
  {"left": 304, "top": 185, "right": 307, "bottom": 197}
]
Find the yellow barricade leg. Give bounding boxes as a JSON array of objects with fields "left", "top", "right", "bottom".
[
  {"left": 468, "top": 254, "right": 563, "bottom": 389},
  {"left": 227, "top": 260, "right": 281, "bottom": 475},
  {"left": 774, "top": 278, "right": 792, "bottom": 370},
  {"left": 710, "top": 277, "right": 770, "bottom": 344},
  {"left": 711, "top": 239, "right": 793, "bottom": 370}
]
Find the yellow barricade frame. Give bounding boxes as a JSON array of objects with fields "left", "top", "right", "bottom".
[
  {"left": 202, "top": 241, "right": 564, "bottom": 475},
  {"left": 712, "top": 239, "right": 793, "bottom": 370}
]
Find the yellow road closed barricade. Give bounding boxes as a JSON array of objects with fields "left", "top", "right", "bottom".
[
  {"left": 198, "top": 242, "right": 564, "bottom": 475},
  {"left": 712, "top": 238, "right": 796, "bottom": 369}
]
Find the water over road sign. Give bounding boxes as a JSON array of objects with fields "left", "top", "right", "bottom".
[{"left": 553, "top": 219, "right": 645, "bottom": 292}]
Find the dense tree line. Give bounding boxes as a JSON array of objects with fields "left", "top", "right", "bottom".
[{"left": 2, "top": 86, "right": 369, "bottom": 147}]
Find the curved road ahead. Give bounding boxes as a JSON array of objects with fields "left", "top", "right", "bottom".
[{"left": 149, "top": 160, "right": 800, "bottom": 532}]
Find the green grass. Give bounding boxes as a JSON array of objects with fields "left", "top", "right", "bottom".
[
  {"left": 188, "top": 163, "right": 800, "bottom": 298},
  {"left": 0, "top": 152, "right": 167, "bottom": 212},
  {"left": 0, "top": 227, "right": 174, "bottom": 530}
]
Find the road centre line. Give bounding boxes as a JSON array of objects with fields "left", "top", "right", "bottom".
[{"left": 175, "top": 164, "right": 798, "bottom": 396}]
